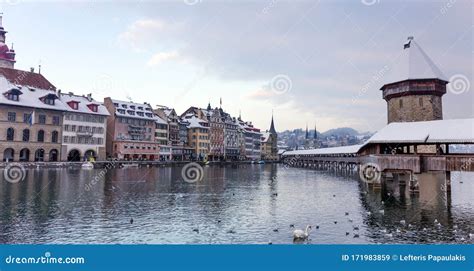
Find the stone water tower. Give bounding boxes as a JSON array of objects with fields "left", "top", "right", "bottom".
[{"left": 380, "top": 37, "right": 448, "bottom": 124}]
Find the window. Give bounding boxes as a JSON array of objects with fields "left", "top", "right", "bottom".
[
  {"left": 63, "top": 136, "right": 69, "bottom": 143},
  {"left": 37, "top": 130, "right": 45, "bottom": 142},
  {"left": 38, "top": 114, "right": 46, "bottom": 124},
  {"left": 399, "top": 99, "right": 403, "bottom": 108},
  {"left": 52, "top": 116, "right": 60, "bottom": 125},
  {"left": 51, "top": 131, "right": 59, "bottom": 143},
  {"left": 6, "top": 93, "right": 19, "bottom": 101},
  {"left": 44, "top": 98, "right": 55, "bottom": 105},
  {"left": 7, "top": 112, "right": 16, "bottom": 122},
  {"left": 22, "top": 129, "right": 30, "bottom": 142},
  {"left": 419, "top": 97, "right": 423, "bottom": 107},
  {"left": 6, "top": 128, "right": 14, "bottom": 141},
  {"left": 23, "top": 113, "right": 32, "bottom": 123}
]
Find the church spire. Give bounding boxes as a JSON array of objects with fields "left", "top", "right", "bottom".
[
  {"left": 269, "top": 111, "right": 277, "bottom": 134},
  {"left": 305, "top": 123, "right": 309, "bottom": 140},
  {"left": 313, "top": 123, "right": 317, "bottom": 140}
]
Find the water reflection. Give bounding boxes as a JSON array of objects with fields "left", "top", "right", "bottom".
[{"left": 0, "top": 165, "right": 472, "bottom": 244}]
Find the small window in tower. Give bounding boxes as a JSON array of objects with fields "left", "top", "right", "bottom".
[
  {"left": 399, "top": 99, "right": 403, "bottom": 108},
  {"left": 419, "top": 97, "right": 423, "bottom": 107}
]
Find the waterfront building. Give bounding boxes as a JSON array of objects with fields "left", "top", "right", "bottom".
[
  {"left": 172, "top": 118, "right": 194, "bottom": 161},
  {"left": 224, "top": 114, "right": 240, "bottom": 160},
  {"left": 181, "top": 113, "right": 209, "bottom": 160},
  {"left": 199, "top": 104, "right": 225, "bottom": 161},
  {"left": 104, "top": 98, "right": 160, "bottom": 160},
  {"left": 381, "top": 37, "right": 448, "bottom": 124},
  {"left": 237, "top": 118, "right": 262, "bottom": 160},
  {"left": 154, "top": 115, "right": 171, "bottom": 161},
  {"left": 0, "top": 69, "right": 64, "bottom": 162},
  {"left": 154, "top": 106, "right": 180, "bottom": 146},
  {"left": 59, "top": 92, "right": 109, "bottom": 161},
  {"left": 261, "top": 114, "right": 278, "bottom": 160}
]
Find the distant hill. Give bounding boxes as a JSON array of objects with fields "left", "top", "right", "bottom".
[{"left": 321, "top": 127, "right": 359, "bottom": 137}]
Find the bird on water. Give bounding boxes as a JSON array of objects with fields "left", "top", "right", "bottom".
[{"left": 293, "top": 225, "right": 312, "bottom": 241}]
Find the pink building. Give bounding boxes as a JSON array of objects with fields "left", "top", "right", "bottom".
[{"left": 104, "top": 98, "right": 160, "bottom": 160}]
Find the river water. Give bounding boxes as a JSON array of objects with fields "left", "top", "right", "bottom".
[{"left": 0, "top": 164, "right": 472, "bottom": 244}]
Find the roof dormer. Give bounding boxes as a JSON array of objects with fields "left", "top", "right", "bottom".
[
  {"left": 39, "top": 93, "right": 58, "bottom": 106},
  {"left": 67, "top": 100, "right": 80, "bottom": 110},
  {"left": 87, "top": 103, "right": 99, "bottom": 113},
  {"left": 3, "top": 88, "right": 22, "bottom": 101}
]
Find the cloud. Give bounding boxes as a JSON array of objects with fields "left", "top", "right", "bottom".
[
  {"left": 116, "top": 2, "right": 471, "bottom": 131},
  {"left": 118, "top": 19, "right": 167, "bottom": 51},
  {"left": 245, "top": 88, "right": 275, "bottom": 100},
  {"left": 147, "top": 51, "right": 179, "bottom": 66}
]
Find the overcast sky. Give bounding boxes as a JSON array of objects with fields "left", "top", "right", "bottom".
[{"left": 1, "top": 0, "right": 472, "bottom": 132}]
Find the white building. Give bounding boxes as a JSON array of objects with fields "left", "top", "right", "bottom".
[{"left": 59, "top": 92, "right": 109, "bottom": 161}]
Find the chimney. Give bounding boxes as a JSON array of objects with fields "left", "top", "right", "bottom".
[
  {"left": 57, "top": 89, "right": 61, "bottom": 96},
  {"left": 30, "top": 67, "right": 35, "bottom": 73},
  {"left": 87, "top": 93, "right": 92, "bottom": 102},
  {"left": 68, "top": 92, "right": 73, "bottom": 96}
]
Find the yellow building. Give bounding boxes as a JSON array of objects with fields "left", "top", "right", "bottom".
[{"left": 182, "top": 113, "right": 209, "bottom": 161}]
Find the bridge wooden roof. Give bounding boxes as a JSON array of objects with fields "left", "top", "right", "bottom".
[{"left": 366, "top": 118, "right": 474, "bottom": 144}]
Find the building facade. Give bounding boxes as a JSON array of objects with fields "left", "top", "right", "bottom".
[
  {"left": 104, "top": 98, "right": 160, "bottom": 160},
  {"left": 261, "top": 115, "right": 278, "bottom": 160},
  {"left": 182, "top": 113, "right": 209, "bottom": 160},
  {"left": 0, "top": 71, "right": 64, "bottom": 162},
  {"left": 224, "top": 115, "right": 240, "bottom": 160},
  {"left": 59, "top": 92, "right": 109, "bottom": 161}
]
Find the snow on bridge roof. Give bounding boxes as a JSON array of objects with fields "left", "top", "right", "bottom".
[
  {"left": 283, "top": 144, "right": 363, "bottom": 156},
  {"left": 365, "top": 118, "right": 474, "bottom": 144}
]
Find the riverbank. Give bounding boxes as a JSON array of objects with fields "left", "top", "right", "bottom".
[{"left": 0, "top": 160, "right": 280, "bottom": 169}]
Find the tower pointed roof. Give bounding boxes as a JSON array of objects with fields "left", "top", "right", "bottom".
[
  {"left": 383, "top": 37, "right": 448, "bottom": 87},
  {"left": 313, "top": 123, "right": 317, "bottom": 140},
  {"left": 269, "top": 113, "right": 277, "bottom": 134}
]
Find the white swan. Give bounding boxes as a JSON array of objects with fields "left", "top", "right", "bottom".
[{"left": 293, "top": 225, "right": 312, "bottom": 241}]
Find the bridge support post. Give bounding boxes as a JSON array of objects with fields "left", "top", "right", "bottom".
[
  {"left": 409, "top": 173, "right": 419, "bottom": 194},
  {"left": 445, "top": 171, "right": 452, "bottom": 193}
]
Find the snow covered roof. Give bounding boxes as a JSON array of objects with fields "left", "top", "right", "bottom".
[
  {"left": 261, "top": 132, "right": 271, "bottom": 142},
  {"left": 183, "top": 114, "right": 208, "bottom": 129},
  {"left": 283, "top": 144, "right": 363, "bottom": 156},
  {"left": 284, "top": 119, "right": 474, "bottom": 156},
  {"left": 0, "top": 76, "right": 68, "bottom": 111},
  {"left": 383, "top": 37, "right": 448, "bottom": 86},
  {"left": 111, "top": 99, "right": 155, "bottom": 120},
  {"left": 154, "top": 114, "right": 167, "bottom": 125},
  {"left": 59, "top": 92, "right": 109, "bottom": 116},
  {"left": 364, "top": 118, "right": 474, "bottom": 144}
]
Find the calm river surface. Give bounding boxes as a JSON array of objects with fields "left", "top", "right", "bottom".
[{"left": 0, "top": 164, "right": 472, "bottom": 244}]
